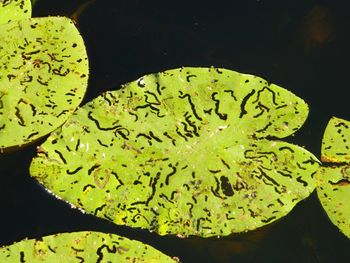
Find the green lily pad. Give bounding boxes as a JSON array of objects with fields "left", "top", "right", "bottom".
[
  {"left": 0, "top": 231, "right": 178, "bottom": 262},
  {"left": 320, "top": 117, "right": 350, "bottom": 163},
  {"left": 30, "top": 67, "right": 319, "bottom": 237},
  {"left": 316, "top": 117, "right": 350, "bottom": 238},
  {"left": 0, "top": 0, "right": 31, "bottom": 25},
  {"left": 0, "top": 17, "right": 88, "bottom": 150}
]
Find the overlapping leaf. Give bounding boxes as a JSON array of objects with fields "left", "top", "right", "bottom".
[
  {"left": 0, "top": 17, "right": 88, "bottom": 150},
  {"left": 0, "top": 231, "right": 178, "bottom": 262},
  {"left": 30, "top": 67, "right": 319, "bottom": 237},
  {"left": 0, "top": 0, "right": 31, "bottom": 25},
  {"left": 316, "top": 117, "right": 350, "bottom": 238}
]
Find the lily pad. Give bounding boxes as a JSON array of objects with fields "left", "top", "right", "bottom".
[
  {"left": 0, "top": 17, "right": 89, "bottom": 150},
  {"left": 316, "top": 117, "right": 350, "bottom": 238},
  {"left": 0, "top": 231, "right": 178, "bottom": 262},
  {"left": 320, "top": 117, "right": 350, "bottom": 163},
  {"left": 0, "top": 0, "right": 31, "bottom": 25},
  {"left": 30, "top": 67, "right": 319, "bottom": 237}
]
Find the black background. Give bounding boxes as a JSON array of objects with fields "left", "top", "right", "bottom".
[{"left": 1, "top": 0, "right": 350, "bottom": 262}]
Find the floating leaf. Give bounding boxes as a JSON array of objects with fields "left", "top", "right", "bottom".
[
  {"left": 0, "top": 231, "right": 178, "bottom": 262},
  {"left": 0, "top": 17, "right": 88, "bottom": 150},
  {"left": 316, "top": 117, "right": 350, "bottom": 238},
  {"left": 0, "top": 0, "right": 31, "bottom": 25},
  {"left": 30, "top": 67, "right": 319, "bottom": 237},
  {"left": 320, "top": 117, "right": 350, "bottom": 163}
]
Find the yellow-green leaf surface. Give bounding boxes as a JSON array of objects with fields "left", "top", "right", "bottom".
[
  {"left": 320, "top": 117, "right": 350, "bottom": 163},
  {"left": 0, "top": 16, "right": 88, "bottom": 150},
  {"left": 0, "top": 231, "right": 178, "bottom": 262},
  {"left": 316, "top": 117, "right": 350, "bottom": 238},
  {"left": 0, "top": 0, "right": 31, "bottom": 25},
  {"left": 30, "top": 67, "right": 319, "bottom": 237}
]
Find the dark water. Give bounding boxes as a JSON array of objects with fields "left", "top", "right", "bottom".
[{"left": 1, "top": 0, "right": 350, "bottom": 262}]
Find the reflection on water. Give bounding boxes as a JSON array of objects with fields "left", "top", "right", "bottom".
[
  {"left": 70, "top": 0, "right": 96, "bottom": 22},
  {"left": 301, "top": 4, "right": 334, "bottom": 52}
]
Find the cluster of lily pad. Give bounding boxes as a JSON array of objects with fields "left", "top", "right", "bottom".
[
  {"left": 0, "top": 1, "right": 176, "bottom": 261},
  {"left": 1, "top": 0, "right": 350, "bottom": 261}
]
